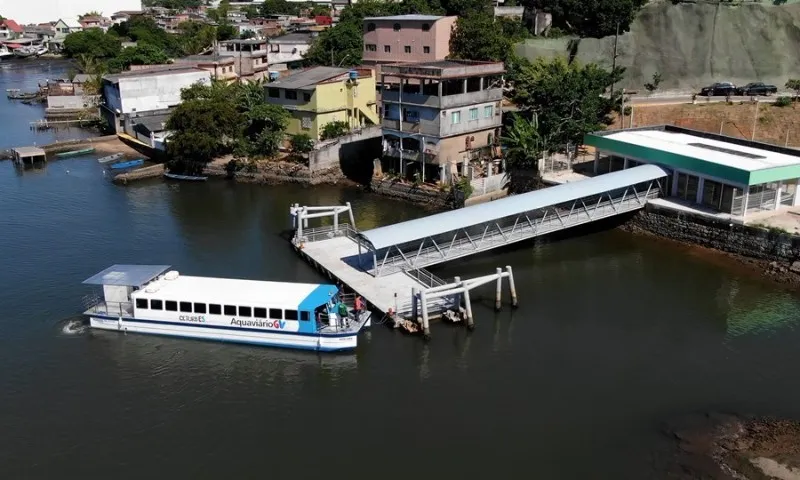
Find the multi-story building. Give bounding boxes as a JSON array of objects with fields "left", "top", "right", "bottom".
[
  {"left": 380, "top": 60, "right": 505, "bottom": 184},
  {"left": 174, "top": 55, "right": 239, "bottom": 82},
  {"left": 362, "top": 15, "right": 457, "bottom": 69},
  {"left": 266, "top": 33, "right": 312, "bottom": 70},
  {"left": 265, "top": 66, "right": 379, "bottom": 141},
  {"left": 79, "top": 15, "right": 110, "bottom": 30},
  {"left": 101, "top": 66, "right": 211, "bottom": 141},
  {"left": 216, "top": 39, "right": 270, "bottom": 80},
  {"left": 0, "top": 19, "right": 24, "bottom": 40}
]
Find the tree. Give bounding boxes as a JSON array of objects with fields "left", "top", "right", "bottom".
[
  {"left": 644, "top": 71, "right": 662, "bottom": 93},
  {"left": 786, "top": 79, "right": 800, "bottom": 99},
  {"left": 260, "top": 0, "right": 302, "bottom": 16},
  {"left": 526, "top": 0, "right": 648, "bottom": 38},
  {"left": 106, "top": 43, "right": 170, "bottom": 72},
  {"left": 240, "top": 30, "right": 257, "bottom": 40},
  {"left": 177, "top": 21, "right": 216, "bottom": 55},
  {"left": 320, "top": 121, "right": 351, "bottom": 140},
  {"left": 63, "top": 29, "right": 122, "bottom": 59},
  {"left": 290, "top": 133, "right": 314, "bottom": 154},
  {"left": 501, "top": 113, "right": 555, "bottom": 191},
  {"left": 507, "top": 55, "right": 621, "bottom": 150},
  {"left": 304, "top": 21, "right": 364, "bottom": 66},
  {"left": 216, "top": 24, "right": 238, "bottom": 41},
  {"left": 450, "top": 14, "right": 518, "bottom": 62},
  {"left": 110, "top": 16, "right": 181, "bottom": 56},
  {"left": 79, "top": 11, "right": 102, "bottom": 19}
]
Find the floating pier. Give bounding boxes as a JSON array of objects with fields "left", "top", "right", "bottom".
[{"left": 290, "top": 203, "right": 518, "bottom": 340}]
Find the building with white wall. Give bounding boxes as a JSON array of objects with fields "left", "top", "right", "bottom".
[
  {"left": 4, "top": 0, "right": 142, "bottom": 24},
  {"left": 101, "top": 66, "right": 211, "bottom": 138}
]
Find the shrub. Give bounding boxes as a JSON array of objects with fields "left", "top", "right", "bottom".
[
  {"left": 290, "top": 133, "right": 314, "bottom": 154},
  {"left": 774, "top": 96, "right": 792, "bottom": 107},
  {"left": 320, "top": 121, "right": 350, "bottom": 140},
  {"left": 454, "top": 176, "right": 474, "bottom": 198}
]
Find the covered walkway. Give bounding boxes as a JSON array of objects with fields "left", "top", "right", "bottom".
[{"left": 357, "top": 164, "right": 668, "bottom": 276}]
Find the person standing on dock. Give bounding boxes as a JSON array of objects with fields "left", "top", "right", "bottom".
[{"left": 354, "top": 295, "right": 364, "bottom": 321}]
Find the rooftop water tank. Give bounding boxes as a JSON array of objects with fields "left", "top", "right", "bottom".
[
  {"left": 268, "top": 71, "right": 279, "bottom": 82},
  {"left": 164, "top": 271, "right": 180, "bottom": 281},
  {"left": 348, "top": 70, "right": 358, "bottom": 81}
]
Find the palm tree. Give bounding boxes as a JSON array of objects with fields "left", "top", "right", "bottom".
[{"left": 501, "top": 112, "right": 559, "bottom": 193}]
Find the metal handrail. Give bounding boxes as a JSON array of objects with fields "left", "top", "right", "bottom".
[
  {"left": 86, "top": 301, "right": 133, "bottom": 316},
  {"left": 403, "top": 267, "right": 447, "bottom": 288},
  {"left": 376, "top": 188, "right": 659, "bottom": 275},
  {"left": 297, "top": 223, "right": 359, "bottom": 243}
]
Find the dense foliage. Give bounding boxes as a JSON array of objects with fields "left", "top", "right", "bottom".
[
  {"left": 320, "top": 121, "right": 351, "bottom": 141},
  {"left": 106, "top": 43, "right": 170, "bottom": 71},
  {"left": 63, "top": 29, "right": 122, "bottom": 60},
  {"left": 290, "top": 133, "right": 314, "bottom": 154},
  {"left": 142, "top": 0, "right": 203, "bottom": 9},
  {"left": 525, "top": 0, "right": 648, "bottom": 38},
  {"left": 166, "top": 81, "right": 290, "bottom": 173},
  {"left": 449, "top": 15, "right": 527, "bottom": 62}
]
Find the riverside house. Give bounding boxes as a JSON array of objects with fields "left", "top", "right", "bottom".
[{"left": 265, "top": 66, "right": 379, "bottom": 141}]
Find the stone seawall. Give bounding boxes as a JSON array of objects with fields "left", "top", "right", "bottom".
[
  {"left": 206, "top": 160, "right": 345, "bottom": 185},
  {"left": 370, "top": 178, "right": 451, "bottom": 208},
  {"left": 627, "top": 203, "right": 800, "bottom": 263}
]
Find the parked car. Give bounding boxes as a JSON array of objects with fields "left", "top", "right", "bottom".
[
  {"left": 737, "top": 82, "right": 778, "bottom": 96},
  {"left": 699, "top": 82, "right": 738, "bottom": 97}
]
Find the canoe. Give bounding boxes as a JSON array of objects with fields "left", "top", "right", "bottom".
[
  {"left": 164, "top": 172, "right": 208, "bottom": 181},
  {"left": 56, "top": 147, "right": 95, "bottom": 158},
  {"left": 98, "top": 153, "right": 124, "bottom": 164},
  {"left": 109, "top": 159, "right": 144, "bottom": 170}
]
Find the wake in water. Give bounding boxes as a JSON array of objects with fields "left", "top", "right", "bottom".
[{"left": 59, "top": 316, "right": 89, "bottom": 335}]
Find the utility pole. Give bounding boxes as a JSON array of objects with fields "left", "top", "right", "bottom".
[
  {"left": 751, "top": 99, "right": 759, "bottom": 140},
  {"left": 610, "top": 21, "right": 620, "bottom": 99}
]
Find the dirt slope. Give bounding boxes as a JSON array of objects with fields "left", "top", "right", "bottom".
[{"left": 518, "top": 1, "right": 800, "bottom": 91}]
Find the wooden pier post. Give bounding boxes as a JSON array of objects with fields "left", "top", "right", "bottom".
[
  {"left": 506, "top": 265, "right": 518, "bottom": 308},
  {"left": 495, "top": 267, "right": 503, "bottom": 311},
  {"left": 462, "top": 281, "right": 474, "bottom": 330}
]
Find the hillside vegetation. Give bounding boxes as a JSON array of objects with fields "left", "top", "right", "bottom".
[{"left": 518, "top": 1, "right": 800, "bottom": 91}]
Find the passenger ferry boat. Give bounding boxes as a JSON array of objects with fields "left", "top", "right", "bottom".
[{"left": 83, "top": 265, "right": 371, "bottom": 352}]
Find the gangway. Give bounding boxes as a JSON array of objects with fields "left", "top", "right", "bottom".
[{"left": 355, "top": 165, "right": 668, "bottom": 276}]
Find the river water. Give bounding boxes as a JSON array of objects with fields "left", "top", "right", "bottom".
[{"left": 3, "top": 61, "right": 800, "bottom": 479}]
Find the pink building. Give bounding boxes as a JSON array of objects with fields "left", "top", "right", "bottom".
[{"left": 362, "top": 15, "right": 457, "bottom": 67}]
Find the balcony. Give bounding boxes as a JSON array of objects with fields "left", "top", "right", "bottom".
[
  {"left": 382, "top": 88, "right": 503, "bottom": 110},
  {"left": 383, "top": 148, "right": 438, "bottom": 164},
  {"left": 382, "top": 118, "right": 441, "bottom": 137}
]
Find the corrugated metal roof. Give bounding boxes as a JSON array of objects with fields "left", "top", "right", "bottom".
[
  {"left": 83, "top": 265, "right": 171, "bottom": 287},
  {"left": 364, "top": 15, "right": 445, "bottom": 21},
  {"left": 358, "top": 164, "right": 669, "bottom": 250},
  {"left": 268, "top": 66, "right": 349, "bottom": 90}
]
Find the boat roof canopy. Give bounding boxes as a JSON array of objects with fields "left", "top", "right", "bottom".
[{"left": 83, "top": 264, "right": 172, "bottom": 287}]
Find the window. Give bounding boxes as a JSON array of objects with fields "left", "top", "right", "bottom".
[
  {"left": 422, "top": 23, "right": 430, "bottom": 31},
  {"left": 150, "top": 299, "right": 163, "bottom": 310},
  {"left": 285, "top": 90, "right": 297, "bottom": 100},
  {"left": 300, "top": 311, "right": 310, "bottom": 321},
  {"left": 484, "top": 105, "right": 493, "bottom": 118},
  {"left": 285, "top": 309, "right": 299, "bottom": 321},
  {"left": 393, "top": 23, "right": 401, "bottom": 31},
  {"left": 423, "top": 46, "right": 430, "bottom": 54},
  {"left": 268, "top": 88, "right": 279, "bottom": 98},
  {"left": 384, "top": 45, "right": 391, "bottom": 53},
  {"left": 135, "top": 298, "right": 148, "bottom": 309},
  {"left": 209, "top": 304, "right": 221, "bottom": 315},
  {"left": 366, "top": 23, "right": 375, "bottom": 32},
  {"left": 365, "top": 44, "right": 376, "bottom": 52},
  {"left": 451, "top": 111, "right": 461, "bottom": 124},
  {"left": 269, "top": 308, "right": 282, "bottom": 319},
  {"left": 404, "top": 45, "right": 411, "bottom": 54},
  {"left": 194, "top": 303, "right": 207, "bottom": 314},
  {"left": 303, "top": 93, "right": 311, "bottom": 102},
  {"left": 224, "top": 305, "right": 236, "bottom": 315},
  {"left": 165, "top": 301, "right": 178, "bottom": 312},
  {"left": 254, "top": 307, "right": 267, "bottom": 318},
  {"left": 469, "top": 108, "right": 478, "bottom": 120},
  {"left": 238, "top": 306, "right": 252, "bottom": 317},
  {"left": 180, "top": 301, "right": 192, "bottom": 312}
]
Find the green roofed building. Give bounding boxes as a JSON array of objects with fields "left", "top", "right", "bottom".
[{"left": 584, "top": 125, "right": 800, "bottom": 219}]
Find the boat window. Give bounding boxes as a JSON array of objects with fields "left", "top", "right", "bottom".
[
  {"left": 209, "top": 304, "right": 221, "bottom": 315},
  {"left": 151, "top": 299, "right": 163, "bottom": 310},
  {"left": 180, "top": 301, "right": 192, "bottom": 312},
  {"left": 165, "top": 301, "right": 178, "bottom": 311},
  {"left": 194, "top": 303, "right": 207, "bottom": 314},
  {"left": 253, "top": 307, "right": 266, "bottom": 318},
  {"left": 269, "top": 308, "right": 282, "bottom": 319},
  {"left": 135, "top": 298, "right": 148, "bottom": 309},
  {"left": 300, "top": 311, "right": 310, "bottom": 321},
  {"left": 224, "top": 305, "right": 236, "bottom": 315},
  {"left": 238, "top": 306, "right": 252, "bottom": 317},
  {"left": 285, "top": 309, "right": 298, "bottom": 321}
]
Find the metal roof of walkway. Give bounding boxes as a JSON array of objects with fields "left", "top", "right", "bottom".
[{"left": 358, "top": 164, "right": 669, "bottom": 276}]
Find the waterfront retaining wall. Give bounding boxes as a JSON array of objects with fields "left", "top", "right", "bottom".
[
  {"left": 628, "top": 203, "right": 800, "bottom": 262},
  {"left": 370, "top": 177, "right": 450, "bottom": 208},
  {"left": 308, "top": 126, "right": 382, "bottom": 182}
]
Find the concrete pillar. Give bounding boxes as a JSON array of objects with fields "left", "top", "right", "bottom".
[
  {"left": 462, "top": 78, "right": 467, "bottom": 94},
  {"left": 623, "top": 157, "right": 629, "bottom": 170},
  {"left": 420, "top": 290, "right": 430, "bottom": 340},
  {"left": 671, "top": 171, "right": 680, "bottom": 197},
  {"left": 593, "top": 151, "right": 599, "bottom": 174},
  {"left": 462, "top": 158, "right": 469, "bottom": 178},
  {"left": 506, "top": 266, "right": 518, "bottom": 308},
  {"left": 479, "top": 77, "right": 484, "bottom": 91},
  {"left": 696, "top": 177, "right": 704, "bottom": 205},
  {"left": 793, "top": 179, "right": 800, "bottom": 207},
  {"left": 495, "top": 267, "right": 502, "bottom": 311},
  {"left": 439, "top": 164, "right": 445, "bottom": 183},
  {"left": 437, "top": 81, "right": 442, "bottom": 99},
  {"left": 453, "top": 276, "right": 461, "bottom": 310},
  {"left": 462, "top": 282, "right": 474, "bottom": 330},
  {"left": 775, "top": 181, "right": 783, "bottom": 210},
  {"left": 742, "top": 185, "right": 750, "bottom": 219},
  {"left": 411, "top": 287, "right": 418, "bottom": 323}
]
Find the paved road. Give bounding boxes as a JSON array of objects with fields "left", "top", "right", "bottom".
[{"left": 628, "top": 94, "right": 784, "bottom": 106}]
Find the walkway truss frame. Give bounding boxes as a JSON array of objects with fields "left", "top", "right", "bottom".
[{"left": 360, "top": 178, "right": 664, "bottom": 276}]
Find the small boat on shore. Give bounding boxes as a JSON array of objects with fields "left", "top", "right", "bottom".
[
  {"left": 109, "top": 159, "right": 144, "bottom": 170},
  {"left": 56, "top": 147, "right": 95, "bottom": 158},
  {"left": 82, "top": 264, "right": 371, "bottom": 351},
  {"left": 6, "top": 89, "right": 39, "bottom": 100},
  {"left": 164, "top": 172, "right": 208, "bottom": 182},
  {"left": 98, "top": 153, "right": 124, "bottom": 164}
]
